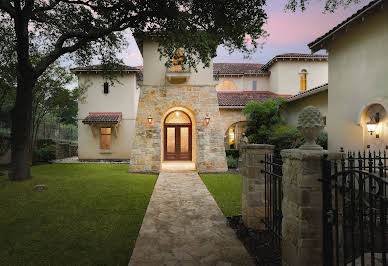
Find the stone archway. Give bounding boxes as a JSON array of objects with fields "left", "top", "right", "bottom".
[{"left": 161, "top": 106, "right": 197, "bottom": 166}]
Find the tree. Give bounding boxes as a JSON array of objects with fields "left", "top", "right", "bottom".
[
  {"left": 0, "top": 0, "right": 269, "bottom": 181},
  {"left": 242, "top": 99, "right": 302, "bottom": 153},
  {"left": 286, "top": 0, "right": 362, "bottom": 12}
]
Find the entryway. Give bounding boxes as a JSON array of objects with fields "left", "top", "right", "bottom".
[{"left": 163, "top": 110, "right": 192, "bottom": 161}]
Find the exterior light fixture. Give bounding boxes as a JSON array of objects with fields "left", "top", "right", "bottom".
[
  {"left": 147, "top": 114, "right": 153, "bottom": 124},
  {"left": 204, "top": 113, "right": 210, "bottom": 126},
  {"left": 366, "top": 112, "right": 380, "bottom": 138}
]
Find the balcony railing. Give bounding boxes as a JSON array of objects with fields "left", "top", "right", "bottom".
[{"left": 165, "top": 64, "right": 191, "bottom": 83}]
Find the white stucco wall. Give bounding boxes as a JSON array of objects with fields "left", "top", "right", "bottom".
[
  {"left": 215, "top": 75, "right": 270, "bottom": 91},
  {"left": 282, "top": 90, "right": 328, "bottom": 128},
  {"left": 269, "top": 60, "right": 328, "bottom": 96},
  {"left": 142, "top": 40, "right": 213, "bottom": 86},
  {"left": 77, "top": 73, "right": 139, "bottom": 159},
  {"left": 327, "top": 7, "right": 388, "bottom": 152}
]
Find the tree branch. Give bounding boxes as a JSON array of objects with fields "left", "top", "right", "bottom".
[{"left": 0, "top": 0, "right": 16, "bottom": 17}]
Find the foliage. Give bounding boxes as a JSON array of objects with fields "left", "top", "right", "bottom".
[
  {"left": 227, "top": 155, "right": 238, "bottom": 169},
  {"left": 0, "top": 164, "right": 157, "bottom": 265},
  {"left": 243, "top": 98, "right": 303, "bottom": 153},
  {"left": 0, "top": 131, "right": 10, "bottom": 157},
  {"left": 200, "top": 174, "right": 243, "bottom": 216},
  {"left": 33, "top": 144, "right": 56, "bottom": 162},
  {"left": 286, "top": 0, "right": 362, "bottom": 12},
  {"left": 316, "top": 132, "right": 328, "bottom": 150},
  {"left": 225, "top": 149, "right": 239, "bottom": 160}
]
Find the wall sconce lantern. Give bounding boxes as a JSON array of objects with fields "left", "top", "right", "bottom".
[
  {"left": 147, "top": 114, "right": 153, "bottom": 124},
  {"left": 366, "top": 112, "right": 380, "bottom": 138},
  {"left": 204, "top": 113, "right": 210, "bottom": 126}
]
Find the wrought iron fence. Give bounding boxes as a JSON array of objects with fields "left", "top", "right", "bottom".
[
  {"left": 322, "top": 151, "right": 388, "bottom": 266},
  {"left": 261, "top": 153, "right": 283, "bottom": 247}
]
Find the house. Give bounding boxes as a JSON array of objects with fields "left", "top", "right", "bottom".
[
  {"left": 308, "top": 0, "right": 388, "bottom": 152},
  {"left": 72, "top": 38, "right": 328, "bottom": 172}
]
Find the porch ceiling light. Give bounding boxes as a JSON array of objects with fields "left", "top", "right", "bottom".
[
  {"left": 205, "top": 113, "right": 210, "bottom": 126},
  {"left": 147, "top": 114, "right": 153, "bottom": 124},
  {"left": 366, "top": 112, "right": 380, "bottom": 137}
]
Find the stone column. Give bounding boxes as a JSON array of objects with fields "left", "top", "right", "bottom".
[
  {"left": 241, "top": 144, "right": 274, "bottom": 230},
  {"left": 281, "top": 149, "right": 325, "bottom": 266}
]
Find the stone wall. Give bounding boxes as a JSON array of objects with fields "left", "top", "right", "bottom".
[
  {"left": 219, "top": 108, "right": 246, "bottom": 134},
  {"left": 281, "top": 149, "right": 325, "bottom": 266},
  {"left": 130, "top": 85, "right": 228, "bottom": 173},
  {"left": 240, "top": 144, "right": 274, "bottom": 230}
]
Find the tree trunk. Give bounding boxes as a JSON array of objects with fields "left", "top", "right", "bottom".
[{"left": 8, "top": 11, "right": 35, "bottom": 181}]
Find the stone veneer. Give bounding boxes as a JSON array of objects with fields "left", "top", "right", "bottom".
[
  {"left": 130, "top": 85, "right": 228, "bottom": 173},
  {"left": 219, "top": 108, "right": 247, "bottom": 134},
  {"left": 240, "top": 144, "right": 274, "bottom": 230},
  {"left": 281, "top": 149, "right": 325, "bottom": 266}
]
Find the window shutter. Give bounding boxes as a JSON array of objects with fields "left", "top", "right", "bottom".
[{"left": 103, "top": 82, "right": 109, "bottom": 94}]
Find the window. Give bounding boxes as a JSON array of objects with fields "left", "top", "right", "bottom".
[
  {"left": 216, "top": 80, "right": 237, "bottom": 90},
  {"left": 252, "top": 80, "right": 257, "bottom": 91},
  {"left": 172, "top": 49, "right": 184, "bottom": 72},
  {"left": 322, "top": 116, "right": 327, "bottom": 126},
  {"left": 103, "top": 82, "right": 109, "bottom": 94},
  {"left": 100, "top": 127, "right": 111, "bottom": 150},
  {"left": 300, "top": 69, "right": 307, "bottom": 91}
]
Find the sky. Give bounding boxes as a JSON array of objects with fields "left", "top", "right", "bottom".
[{"left": 118, "top": 0, "right": 372, "bottom": 66}]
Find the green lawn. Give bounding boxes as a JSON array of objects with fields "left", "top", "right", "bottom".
[
  {"left": 200, "top": 174, "right": 242, "bottom": 217},
  {"left": 0, "top": 164, "right": 157, "bottom": 266}
]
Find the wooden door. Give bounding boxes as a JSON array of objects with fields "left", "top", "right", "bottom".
[{"left": 164, "top": 125, "right": 192, "bottom": 160}]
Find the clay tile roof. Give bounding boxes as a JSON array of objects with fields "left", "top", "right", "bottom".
[
  {"left": 217, "top": 91, "right": 291, "bottom": 107},
  {"left": 71, "top": 64, "right": 139, "bottom": 73},
  {"left": 82, "top": 112, "right": 122, "bottom": 124},
  {"left": 213, "top": 63, "right": 268, "bottom": 75},
  {"left": 261, "top": 53, "right": 328, "bottom": 70},
  {"left": 286, "top": 83, "right": 328, "bottom": 102},
  {"left": 309, "top": 0, "right": 383, "bottom": 53}
]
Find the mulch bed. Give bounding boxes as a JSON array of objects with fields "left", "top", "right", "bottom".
[{"left": 226, "top": 215, "right": 281, "bottom": 266}]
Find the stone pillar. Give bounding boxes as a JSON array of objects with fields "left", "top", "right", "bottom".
[
  {"left": 241, "top": 144, "right": 274, "bottom": 230},
  {"left": 281, "top": 149, "right": 325, "bottom": 266}
]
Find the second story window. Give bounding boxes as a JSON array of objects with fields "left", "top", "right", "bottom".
[
  {"left": 252, "top": 80, "right": 257, "bottom": 91},
  {"left": 103, "top": 82, "right": 109, "bottom": 94},
  {"left": 172, "top": 49, "right": 184, "bottom": 72},
  {"left": 216, "top": 80, "right": 237, "bottom": 90},
  {"left": 300, "top": 69, "right": 307, "bottom": 91}
]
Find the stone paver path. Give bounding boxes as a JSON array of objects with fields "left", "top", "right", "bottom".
[{"left": 129, "top": 172, "right": 254, "bottom": 266}]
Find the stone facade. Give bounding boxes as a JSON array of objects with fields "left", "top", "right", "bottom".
[
  {"left": 130, "top": 84, "right": 228, "bottom": 173},
  {"left": 219, "top": 108, "right": 246, "bottom": 134},
  {"left": 281, "top": 149, "right": 325, "bottom": 266},
  {"left": 240, "top": 144, "right": 274, "bottom": 230}
]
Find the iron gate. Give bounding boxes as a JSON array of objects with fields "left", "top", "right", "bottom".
[
  {"left": 261, "top": 153, "right": 283, "bottom": 249},
  {"left": 322, "top": 151, "right": 388, "bottom": 266}
]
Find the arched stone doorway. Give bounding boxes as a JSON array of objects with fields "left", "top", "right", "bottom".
[
  {"left": 224, "top": 121, "right": 247, "bottom": 150},
  {"left": 163, "top": 110, "right": 193, "bottom": 161}
]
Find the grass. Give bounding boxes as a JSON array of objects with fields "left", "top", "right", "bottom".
[
  {"left": 200, "top": 174, "right": 242, "bottom": 217},
  {"left": 0, "top": 164, "right": 157, "bottom": 266}
]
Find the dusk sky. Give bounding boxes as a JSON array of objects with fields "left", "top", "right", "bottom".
[{"left": 118, "top": 0, "right": 372, "bottom": 66}]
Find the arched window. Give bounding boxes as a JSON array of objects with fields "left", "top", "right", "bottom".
[
  {"left": 216, "top": 80, "right": 237, "bottom": 90},
  {"left": 172, "top": 49, "right": 184, "bottom": 72},
  {"left": 300, "top": 69, "right": 307, "bottom": 91}
]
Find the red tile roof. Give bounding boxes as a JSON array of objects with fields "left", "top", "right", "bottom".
[
  {"left": 71, "top": 64, "right": 139, "bottom": 73},
  {"left": 217, "top": 91, "right": 291, "bottom": 107},
  {"left": 82, "top": 112, "right": 122, "bottom": 124},
  {"left": 213, "top": 63, "right": 267, "bottom": 75},
  {"left": 309, "top": 0, "right": 383, "bottom": 53}
]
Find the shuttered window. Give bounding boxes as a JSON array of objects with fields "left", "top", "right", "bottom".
[{"left": 100, "top": 127, "right": 111, "bottom": 150}]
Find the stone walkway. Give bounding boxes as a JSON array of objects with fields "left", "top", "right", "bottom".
[{"left": 129, "top": 172, "right": 254, "bottom": 266}]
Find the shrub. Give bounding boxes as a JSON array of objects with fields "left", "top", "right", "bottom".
[
  {"left": 34, "top": 144, "right": 56, "bottom": 162},
  {"left": 0, "top": 131, "right": 11, "bottom": 156},
  {"left": 225, "top": 149, "right": 239, "bottom": 160},
  {"left": 316, "top": 132, "right": 328, "bottom": 150},
  {"left": 227, "top": 155, "right": 238, "bottom": 169}
]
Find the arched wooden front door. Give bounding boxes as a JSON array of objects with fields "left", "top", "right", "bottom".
[{"left": 164, "top": 110, "right": 192, "bottom": 161}]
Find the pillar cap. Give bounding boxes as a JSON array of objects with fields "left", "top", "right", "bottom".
[{"left": 281, "top": 149, "right": 326, "bottom": 160}]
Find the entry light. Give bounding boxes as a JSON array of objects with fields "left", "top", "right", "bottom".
[
  {"left": 366, "top": 112, "right": 380, "bottom": 138},
  {"left": 147, "top": 114, "right": 153, "bottom": 124},
  {"left": 204, "top": 113, "right": 210, "bottom": 126}
]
